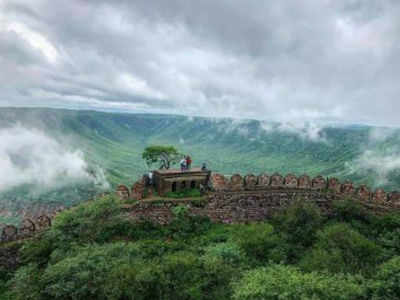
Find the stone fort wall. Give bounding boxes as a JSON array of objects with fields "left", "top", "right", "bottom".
[
  {"left": 3, "top": 172, "right": 400, "bottom": 244},
  {"left": 120, "top": 172, "right": 400, "bottom": 224}
]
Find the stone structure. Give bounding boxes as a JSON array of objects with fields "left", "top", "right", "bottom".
[
  {"left": 270, "top": 173, "right": 284, "bottom": 188},
  {"left": 131, "top": 179, "right": 146, "bottom": 200},
  {"left": 211, "top": 173, "right": 227, "bottom": 191},
  {"left": 153, "top": 168, "right": 211, "bottom": 196},
  {"left": 284, "top": 174, "right": 298, "bottom": 188},
  {"left": 229, "top": 174, "right": 244, "bottom": 191},
  {"left": 116, "top": 185, "right": 130, "bottom": 200},
  {"left": 244, "top": 174, "right": 257, "bottom": 190},
  {"left": 312, "top": 176, "right": 326, "bottom": 190},
  {"left": 298, "top": 175, "right": 311, "bottom": 189},
  {"left": 373, "top": 188, "right": 387, "bottom": 204},
  {"left": 328, "top": 177, "right": 341, "bottom": 193},
  {"left": 357, "top": 185, "right": 370, "bottom": 201},
  {"left": 258, "top": 173, "right": 270, "bottom": 187},
  {"left": 342, "top": 180, "right": 355, "bottom": 195},
  {"left": 5, "top": 170, "right": 400, "bottom": 245}
]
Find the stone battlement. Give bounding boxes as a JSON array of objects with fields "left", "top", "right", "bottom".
[{"left": 3, "top": 171, "right": 400, "bottom": 245}]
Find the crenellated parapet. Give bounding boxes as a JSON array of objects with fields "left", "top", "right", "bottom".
[
  {"left": 0, "top": 214, "right": 53, "bottom": 244},
  {"left": 204, "top": 172, "right": 400, "bottom": 209}
]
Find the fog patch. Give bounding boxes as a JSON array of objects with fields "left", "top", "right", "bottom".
[
  {"left": 348, "top": 150, "right": 400, "bottom": 186},
  {"left": 0, "top": 125, "right": 109, "bottom": 193},
  {"left": 260, "top": 120, "right": 327, "bottom": 143},
  {"left": 348, "top": 127, "right": 400, "bottom": 186}
]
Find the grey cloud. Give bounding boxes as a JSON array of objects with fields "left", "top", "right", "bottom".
[{"left": 1, "top": 0, "right": 400, "bottom": 125}]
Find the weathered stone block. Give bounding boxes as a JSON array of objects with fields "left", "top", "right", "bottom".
[
  {"left": 389, "top": 192, "right": 400, "bottom": 207},
  {"left": 373, "top": 188, "right": 387, "bottom": 204},
  {"left": 131, "top": 178, "right": 145, "bottom": 200},
  {"left": 36, "top": 215, "right": 51, "bottom": 231},
  {"left": 328, "top": 177, "right": 341, "bottom": 193},
  {"left": 229, "top": 174, "right": 244, "bottom": 191},
  {"left": 211, "top": 173, "right": 227, "bottom": 191},
  {"left": 341, "top": 180, "right": 355, "bottom": 195},
  {"left": 298, "top": 174, "right": 311, "bottom": 189},
  {"left": 116, "top": 184, "right": 130, "bottom": 200},
  {"left": 312, "top": 176, "right": 326, "bottom": 189},
  {"left": 257, "top": 173, "right": 270, "bottom": 187},
  {"left": 19, "top": 219, "right": 35, "bottom": 237},
  {"left": 244, "top": 174, "right": 257, "bottom": 190},
  {"left": 357, "top": 185, "right": 370, "bottom": 201},
  {"left": 284, "top": 174, "right": 298, "bottom": 188},
  {"left": 1, "top": 225, "right": 17, "bottom": 242},
  {"left": 270, "top": 173, "right": 284, "bottom": 188}
]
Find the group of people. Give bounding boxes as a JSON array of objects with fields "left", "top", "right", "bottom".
[{"left": 180, "top": 155, "right": 192, "bottom": 171}]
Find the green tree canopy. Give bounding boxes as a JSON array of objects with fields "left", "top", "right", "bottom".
[{"left": 142, "top": 145, "right": 181, "bottom": 170}]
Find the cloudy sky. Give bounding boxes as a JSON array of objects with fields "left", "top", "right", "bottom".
[{"left": 1, "top": 0, "right": 400, "bottom": 126}]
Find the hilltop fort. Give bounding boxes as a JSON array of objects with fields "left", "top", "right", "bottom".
[{"left": 2, "top": 166, "right": 400, "bottom": 244}]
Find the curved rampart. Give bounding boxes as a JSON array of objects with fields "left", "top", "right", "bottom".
[{"left": 3, "top": 172, "right": 400, "bottom": 244}]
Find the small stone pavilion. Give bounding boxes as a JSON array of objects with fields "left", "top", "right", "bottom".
[{"left": 153, "top": 168, "right": 211, "bottom": 196}]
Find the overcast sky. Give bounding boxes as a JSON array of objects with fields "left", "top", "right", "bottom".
[{"left": 1, "top": 0, "right": 400, "bottom": 126}]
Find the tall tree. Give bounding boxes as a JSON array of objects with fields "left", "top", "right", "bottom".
[{"left": 142, "top": 145, "right": 181, "bottom": 170}]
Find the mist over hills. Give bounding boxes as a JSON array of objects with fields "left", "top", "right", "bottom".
[{"left": 1, "top": 107, "right": 400, "bottom": 222}]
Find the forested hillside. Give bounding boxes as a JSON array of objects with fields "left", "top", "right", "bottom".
[{"left": 1, "top": 107, "right": 400, "bottom": 222}]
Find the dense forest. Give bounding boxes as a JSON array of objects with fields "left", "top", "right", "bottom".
[
  {"left": 2, "top": 107, "right": 400, "bottom": 223},
  {"left": 1, "top": 195, "right": 400, "bottom": 299}
]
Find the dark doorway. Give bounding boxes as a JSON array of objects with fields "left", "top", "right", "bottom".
[
  {"left": 181, "top": 181, "right": 186, "bottom": 189},
  {"left": 190, "top": 181, "right": 196, "bottom": 189},
  {"left": 172, "top": 182, "right": 177, "bottom": 192}
]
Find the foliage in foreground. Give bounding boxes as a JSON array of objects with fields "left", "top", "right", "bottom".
[{"left": 2, "top": 197, "right": 400, "bottom": 299}]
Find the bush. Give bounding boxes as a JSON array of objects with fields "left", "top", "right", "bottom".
[
  {"left": 230, "top": 223, "right": 287, "bottom": 264},
  {"left": 300, "top": 223, "right": 383, "bottom": 275},
  {"left": 275, "top": 201, "right": 323, "bottom": 262},
  {"left": 50, "top": 195, "right": 122, "bottom": 243},
  {"left": 370, "top": 256, "right": 400, "bottom": 299},
  {"left": 165, "top": 188, "right": 202, "bottom": 199},
  {"left": 232, "top": 264, "right": 366, "bottom": 300}
]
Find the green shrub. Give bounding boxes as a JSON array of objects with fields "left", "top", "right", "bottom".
[
  {"left": 370, "top": 256, "right": 400, "bottom": 299},
  {"left": 165, "top": 188, "right": 202, "bottom": 199},
  {"left": 6, "top": 263, "right": 42, "bottom": 300},
  {"left": 230, "top": 223, "right": 287, "bottom": 264},
  {"left": 232, "top": 264, "right": 366, "bottom": 300},
  {"left": 275, "top": 201, "right": 323, "bottom": 262},
  {"left": 50, "top": 195, "right": 122, "bottom": 243},
  {"left": 300, "top": 223, "right": 383, "bottom": 275}
]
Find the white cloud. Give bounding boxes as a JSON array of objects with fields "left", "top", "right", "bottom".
[
  {"left": 0, "top": 125, "right": 109, "bottom": 192},
  {"left": 349, "top": 150, "right": 400, "bottom": 186}
]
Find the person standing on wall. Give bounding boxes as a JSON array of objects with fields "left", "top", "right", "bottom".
[
  {"left": 180, "top": 156, "right": 187, "bottom": 171},
  {"left": 186, "top": 155, "right": 192, "bottom": 170}
]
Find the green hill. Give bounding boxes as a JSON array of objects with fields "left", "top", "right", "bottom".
[{"left": 1, "top": 107, "right": 400, "bottom": 221}]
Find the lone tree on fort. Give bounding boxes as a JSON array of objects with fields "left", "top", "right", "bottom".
[{"left": 142, "top": 145, "right": 181, "bottom": 170}]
